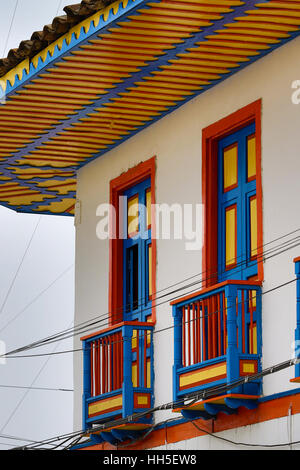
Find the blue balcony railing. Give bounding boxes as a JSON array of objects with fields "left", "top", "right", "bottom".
[
  {"left": 291, "top": 257, "right": 300, "bottom": 383},
  {"left": 172, "top": 280, "right": 262, "bottom": 404},
  {"left": 81, "top": 321, "right": 154, "bottom": 431}
]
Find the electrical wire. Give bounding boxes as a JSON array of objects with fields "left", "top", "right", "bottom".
[
  {"left": 11, "top": 355, "right": 300, "bottom": 450},
  {"left": 18, "top": 358, "right": 300, "bottom": 449},
  {"left": 2, "top": 0, "right": 19, "bottom": 57},
  {"left": 190, "top": 420, "right": 300, "bottom": 448},
  {"left": 3, "top": 229, "right": 300, "bottom": 447},
  {"left": 2, "top": 229, "right": 300, "bottom": 359},
  {"left": 0, "top": 384, "right": 73, "bottom": 392},
  {"left": 0, "top": 216, "right": 41, "bottom": 317},
  {"left": 3, "top": 224, "right": 298, "bottom": 358},
  {"left": 0, "top": 320, "right": 74, "bottom": 435},
  {"left": 0, "top": 264, "right": 74, "bottom": 334},
  {"left": 1, "top": 272, "right": 298, "bottom": 361},
  {"left": 56, "top": 0, "right": 63, "bottom": 17}
]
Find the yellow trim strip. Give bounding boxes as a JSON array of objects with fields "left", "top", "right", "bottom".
[
  {"left": 88, "top": 395, "right": 123, "bottom": 416},
  {"left": 179, "top": 363, "right": 227, "bottom": 388}
]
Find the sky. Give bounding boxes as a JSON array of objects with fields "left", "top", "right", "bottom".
[{"left": 0, "top": 0, "right": 77, "bottom": 450}]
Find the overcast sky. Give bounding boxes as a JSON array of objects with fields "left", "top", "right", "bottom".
[{"left": 0, "top": 0, "right": 77, "bottom": 450}]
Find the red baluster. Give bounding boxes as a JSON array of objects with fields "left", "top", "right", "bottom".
[
  {"left": 90, "top": 342, "right": 94, "bottom": 397},
  {"left": 187, "top": 304, "right": 191, "bottom": 366},
  {"left": 182, "top": 306, "right": 186, "bottom": 367},
  {"left": 197, "top": 301, "right": 201, "bottom": 363},
  {"left": 202, "top": 300, "right": 206, "bottom": 362},
  {"left": 144, "top": 330, "right": 147, "bottom": 388},
  {"left": 217, "top": 294, "right": 221, "bottom": 357}
]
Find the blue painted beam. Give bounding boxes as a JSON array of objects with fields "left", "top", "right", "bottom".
[
  {"left": 110, "top": 429, "right": 128, "bottom": 442},
  {"left": 111, "top": 429, "right": 143, "bottom": 442},
  {"left": 90, "top": 433, "right": 104, "bottom": 444},
  {"left": 224, "top": 397, "right": 258, "bottom": 410},
  {"left": 204, "top": 403, "right": 237, "bottom": 416},
  {"left": 100, "top": 431, "right": 117, "bottom": 445},
  {"left": 181, "top": 409, "right": 212, "bottom": 421}
]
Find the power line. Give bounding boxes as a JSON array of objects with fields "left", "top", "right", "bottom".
[
  {"left": 11, "top": 355, "right": 300, "bottom": 450},
  {"left": 2, "top": 231, "right": 300, "bottom": 360},
  {"left": 0, "top": 264, "right": 74, "bottom": 334},
  {"left": 3, "top": 223, "right": 298, "bottom": 354},
  {"left": 20, "top": 357, "right": 300, "bottom": 449},
  {"left": 0, "top": 384, "right": 73, "bottom": 392},
  {"left": 0, "top": 320, "right": 74, "bottom": 435},
  {"left": 2, "top": 276, "right": 297, "bottom": 360},
  {"left": 190, "top": 420, "right": 300, "bottom": 449},
  {"left": 2, "top": 0, "right": 19, "bottom": 57},
  {"left": 56, "top": 0, "right": 63, "bottom": 17},
  {"left": 0, "top": 216, "right": 41, "bottom": 317}
]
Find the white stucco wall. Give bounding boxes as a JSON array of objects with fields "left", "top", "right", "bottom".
[{"left": 73, "top": 35, "right": 300, "bottom": 446}]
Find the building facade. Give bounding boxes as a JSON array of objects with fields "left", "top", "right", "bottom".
[{"left": 73, "top": 36, "right": 300, "bottom": 449}]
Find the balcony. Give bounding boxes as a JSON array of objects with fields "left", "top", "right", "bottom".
[
  {"left": 81, "top": 321, "right": 154, "bottom": 433},
  {"left": 172, "top": 280, "right": 262, "bottom": 419}
]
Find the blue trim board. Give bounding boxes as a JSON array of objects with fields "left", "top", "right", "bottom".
[{"left": 294, "top": 260, "right": 300, "bottom": 378}]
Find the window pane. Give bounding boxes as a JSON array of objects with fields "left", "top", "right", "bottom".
[
  {"left": 225, "top": 205, "right": 237, "bottom": 268},
  {"left": 250, "top": 196, "right": 258, "bottom": 258},
  {"left": 223, "top": 143, "right": 238, "bottom": 192},
  {"left": 146, "top": 188, "right": 151, "bottom": 228},
  {"left": 148, "top": 244, "right": 152, "bottom": 300},
  {"left": 126, "top": 244, "right": 139, "bottom": 311},
  {"left": 247, "top": 135, "right": 256, "bottom": 181},
  {"left": 127, "top": 194, "right": 139, "bottom": 237},
  {"left": 132, "top": 363, "right": 138, "bottom": 387}
]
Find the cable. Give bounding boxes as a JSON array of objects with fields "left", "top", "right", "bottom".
[
  {"left": 0, "top": 384, "right": 73, "bottom": 392},
  {"left": 2, "top": 0, "right": 19, "bottom": 57},
  {"left": 1, "top": 273, "right": 298, "bottom": 360},
  {"left": 0, "top": 319, "right": 74, "bottom": 435},
  {"left": 20, "top": 357, "right": 300, "bottom": 449},
  {"left": 4, "top": 224, "right": 298, "bottom": 357},
  {"left": 56, "top": 0, "right": 63, "bottom": 17},
  {"left": 0, "top": 433, "right": 37, "bottom": 444},
  {"left": 0, "top": 264, "right": 73, "bottom": 334},
  {"left": 190, "top": 420, "right": 300, "bottom": 448},
  {"left": 0, "top": 216, "right": 41, "bottom": 317},
  {"left": 12, "top": 355, "right": 300, "bottom": 450},
  {"left": 0, "top": 441, "right": 27, "bottom": 448}
]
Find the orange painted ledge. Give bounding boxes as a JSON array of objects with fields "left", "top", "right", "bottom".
[
  {"left": 290, "top": 377, "right": 300, "bottom": 383},
  {"left": 172, "top": 393, "right": 259, "bottom": 413},
  {"left": 77, "top": 391, "right": 300, "bottom": 451},
  {"left": 294, "top": 257, "right": 300, "bottom": 263}
]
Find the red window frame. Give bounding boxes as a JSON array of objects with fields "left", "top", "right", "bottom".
[
  {"left": 109, "top": 156, "right": 156, "bottom": 325},
  {"left": 202, "top": 100, "right": 263, "bottom": 288}
]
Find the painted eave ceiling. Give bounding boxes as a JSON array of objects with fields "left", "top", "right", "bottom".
[{"left": 0, "top": 0, "right": 300, "bottom": 216}]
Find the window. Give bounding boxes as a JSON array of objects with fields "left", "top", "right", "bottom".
[
  {"left": 202, "top": 100, "right": 263, "bottom": 287},
  {"left": 109, "top": 157, "right": 156, "bottom": 325},
  {"left": 218, "top": 123, "right": 258, "bottom": 281},
  {"left": 123, "top": 178, "right": 152, "bottom": 321}
]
